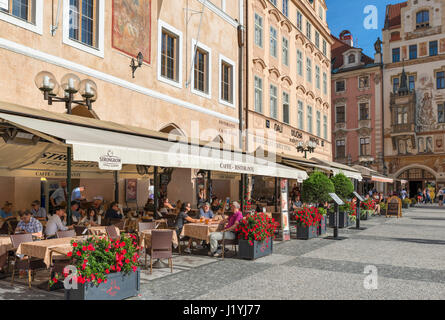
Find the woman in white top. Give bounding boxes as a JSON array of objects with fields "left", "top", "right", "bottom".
[{"left": 79, "top": 208, "right": 100, "bottom": 227}]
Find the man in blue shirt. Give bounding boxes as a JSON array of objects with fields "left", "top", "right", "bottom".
[
  {"left": 31, "top": 200, "right": 47, "bottom": 220},
  {"left": 71, "top": 186, "right": 86, "bottom": 202},
  {"left": 199, "top": 203, "right": 214, "bottom": 219},
  {"left": 16, "top": 210, "right": 43, "bottom": 237},
  {"left": 50, "top": 181, "right": 67, "bottom": 207},
  {"left": 0, "top": 202, "right": 13, "bottom": 218}
]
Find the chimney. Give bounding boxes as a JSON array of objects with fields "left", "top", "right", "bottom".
[{"left": 339, "top": 30, "right": 353, "bottom": 47}]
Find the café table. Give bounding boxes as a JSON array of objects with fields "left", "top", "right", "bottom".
[
  {"left": 0, "top": 236, "right": 13, "bottom": 270},
  {"left": 16, "top": 236, "right": 85, "bottom": 268},
  {"left": 88, "top": 226, "right": 120, "bottom": 236},
  {"left": 181, "top": 222, "right": 221, "bottom": 244}
]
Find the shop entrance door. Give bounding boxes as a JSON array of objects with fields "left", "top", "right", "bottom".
[{"left": 409, "top": 181, "right": 422, "bottom": 198}]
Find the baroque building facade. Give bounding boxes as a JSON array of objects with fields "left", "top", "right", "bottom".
[{"left": 382, "top": 0, "right": 445, "bottom": 196}]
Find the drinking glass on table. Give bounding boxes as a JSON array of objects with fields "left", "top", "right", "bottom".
[
  {"left": 205, "top": 218, "right": 209, "bottom": 225},
  {"left": 200, "top": 217, "right": 204, "bottom": 223}
]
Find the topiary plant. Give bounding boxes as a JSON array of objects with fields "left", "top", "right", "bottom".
[
  {"left": 301, "top": 171, "right": 334, "bottom": 205},
  {"left": 330, "top": 172, "right": 354, "bottom": 201}
]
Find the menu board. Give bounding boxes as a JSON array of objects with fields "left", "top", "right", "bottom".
[
  {"left": 329, "top": 193, "right": 345, "bottom": 206},
  {"left": 280, "top": 179, "right": 290, "bottom": 241},
  {"left": 386, "top": 196, "right": 401, "bottom": 218},
  {"left": 353, "top": 192, "right": 364, "bottom": 202}
]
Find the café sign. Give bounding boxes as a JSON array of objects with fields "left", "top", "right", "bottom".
[{"left": 99, "top": 150, "right": 122, "bottom": 171}]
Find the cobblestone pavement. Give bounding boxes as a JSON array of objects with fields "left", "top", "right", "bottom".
[{"left": 1, "top": 207, "right": 445, "bottom": 300}]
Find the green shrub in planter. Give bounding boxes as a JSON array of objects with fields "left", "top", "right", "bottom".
[
  {"left": 330, "top": 173, "right": 354, "bottom": 200},
  {"left": 301, "top": 171, "right": 334, "bottom": 205}
]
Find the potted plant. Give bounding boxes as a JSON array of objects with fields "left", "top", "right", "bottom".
[
  {"left": 52, "top": 233, "right": 141, "bottom": 300},
  {"left": 402, "top": 198, "right": 411, "bottom": 209},
  {"left": 301, "top": 171, "right": 335, "bottom": 205},
  {"left": 291, "top": 206, "right": 321, "bottom": 240},
  {"left": 380, "top": 202, "right": 387, "bottom": 215},
  {"left": 410, "top": 198, "right": 417, "bottom": 207},
  {"left": 361, "top": 198, "right": 375, "bottom": 219},
  {"left": 330, "top": 173, "right": 354, "bottom": 200},
  {"left": 317, "top": 207, "right": 327, "bottom": 235},
  {"left": 236, "top": 212, "right": 276, "bottom": 260}
]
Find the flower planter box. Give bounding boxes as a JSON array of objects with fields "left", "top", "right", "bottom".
[
  {"left": 329, "top": 211, "right": 349, "bottom": 228},
  {"left": 238, "top": 238, "right": 273, "bottom": 260},
  {"left": 360, "top": 211, "right": 369, "bottom": 221},
  {"left": 65, "top": 269, "right": 140, "bottom": 300},
  {"left": 297, "top": 225, "right": 318, "bottom": 240},
  {"left": 318, "top": 215, "right": 327, "bottom": 235}
]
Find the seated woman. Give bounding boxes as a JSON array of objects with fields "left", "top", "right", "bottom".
[
  {"left": 176, "top": 202, "right": 200, "bottom": 254},
  {"left": 79, "top": 207, "right": 100, "bottom": 227},
  {"left": 163, "top": 198, "right": 174, "bottom": 210}
]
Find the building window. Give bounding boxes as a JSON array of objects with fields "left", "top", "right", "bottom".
[
  {"left": 319, "top": 6, "right": 323, "bottom": 20},
  {"left": 323, "top": 72, "right": 327, "bottom": 95},
  {"left": 68, "top": 0, "right": 99, "bottom": 48},
  {"left": 193, "top": 46, "right": 209, "bottom": 94},
  {"left": 393, "top": 77, "right": 399, "bottom": 93},
  {"left": 348, "top": 54, "right": 355, "bottom": 64},
  {"left": 409, "top": 75, "right": 415, "bottom": 91},
  {"left": 409, "top": 45, "right": 417, "bottom": 60},
  {"left": 336, "top": 140, "right": 345, "bottom": 158},
  {"left": 161, "top": 28, "right": 180, "bottom": 82},
  {"left": 438, "top": 103, "right": 445, "bottom": 123},
  {"left": 335, "top": 80, "right": 345, "bottom": 93},
  {"left": 296, "top": 11, "right": 303, "bottom": 31},
  {"left": 298, "top": 101, "right": 304, "bottom": 130},
  {"left": 254, "top": 76, "right": 263, "bottom": 113},
  {"left": 306, "top": 21, "right": 311, "bottom": 40},
  {"left": 254, "top": 13, "right": 263, "bottom": 48},
  {"left": 307, "top": 105, "right": 313, "bottom": 134},
  {"left": 360, "top": 138, "right": 371, "bottom": 156},
  {"left": 336, "top": 106, "right": 345, "bottom": 123},
  {"left": 219, "top": 55, "right": 235, "bottom": 106},
  {"left": 282, "top": 37, "right": 289, "bottom": 66},
  {"left": 282, "top": 0, "right": 288, "bottom": 17},
  {"left": 270, "top": 27, "right": 277, "bottom": 58},
  {"left": 358, "top": 76, "right": 369, "bottom": 89},
  {"left": 297, "top": 50, "right": 303, "bottom": 77},
  {"left": 416, "top": 10, "right": 429, "bottom": 29},
  {"left": 270, "top": 85, "right": 278, "bottom": 119},
  {"left": 430, "top": 41, "right": 438, "bottom": 56},
  {"left": 315, "top": 31, "right": 320, "bottom": 48},
  {"left": 306, "top": 58, "right": 312, "bottom": 83},
  {"left": 359, "top": 102, "right": 369, "bottom": 120},
  {"left": 322, "top": 39, "right": 327, "bottom": 56},
  {"left": 437, "top": 72, "right": 445, "bottom": 90},
  {"left": 269, "top": 0, "right": 276, "bottom": 6},
  {"left": 323, "top": 115, "right": 327, "bottom": 140},
  {"left": 283, "top": 92, "right": 289, "bottom": 124},
  {"left": 0, "top": 0, "right": 34, "bottom": 22},
  {"left": 396, "top": 107, "right": 408, "bottom": 124},
  {"left": 392, "top": 48, "right": 400, "bottom": 63},
  {"left": 315, "top": 65, "right": 320, "bottom": 89},
  {"left": 316, "top": 111, "right": 321, "bottom": 137}
]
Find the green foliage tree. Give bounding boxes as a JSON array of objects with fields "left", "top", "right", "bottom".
[
  {"left": 330, "top": 172, "right": 354, "bottom": 201},
  {"left": 301, "top": 171, "right": 334, "bottom": 205}
]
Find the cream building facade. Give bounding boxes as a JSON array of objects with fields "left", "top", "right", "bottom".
[
  {"left": 245, "top": 0, "right": 332, "bottom": 162},
  {"left": 382, "top": 0, "right": 445, "bottom": 196},
  {"left": 0, "top": 0, "right": 244, "bottom": 209}
]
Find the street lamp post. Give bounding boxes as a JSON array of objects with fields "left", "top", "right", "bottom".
[
  {"left": 296, "top": 141, "right": 317, "bottom": 159},
  {"left": 35, "top": 71, "right": 98, "bottom": 225}
]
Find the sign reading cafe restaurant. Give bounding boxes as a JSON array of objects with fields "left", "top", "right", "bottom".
[{"left": 99, "top": 150, "right": 122, "bottom": 171}]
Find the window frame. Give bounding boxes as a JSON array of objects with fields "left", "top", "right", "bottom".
[
  {"left": 296, "top": 11, "right": 302, "bottom": 31},
  {"left": 0, "top": 0, "right": 42, "bottom": 34},
  {"left": 254, "top": 76, "right": 263, "bottom": 114},
  {"left": 307, "top": 105, "right": 313, "bottom": 134},
  {"left": 63, "top": 0, "right": 104, "bottom": 58},
  {"left": 306, "top": 57, "right": 312, "bottom": 83},
  {"left": 430, "top": 41, "right": 438, "bottom": 57},
  {"left": 323, "top": 72, "right": 327, "bottom": 95},
  {"left": 438, "top": 103, "right": 445, "bottom": 124},
  {"left": 270, "top": 26, "right": 278, "bottom": 58},
  {"left": 336, "top": 139, "right": 346, "bottom": 159},
  {"left": 335, "top": 105, "right": 346, "bottom": 123},
  {"left": 254, "top": 13, "right": 263, "bottom": 48},
  {"left": 335, "top": 80, "right": 345, "bottom": 93},
  {"left": 437, "top": 71, "right": 445, "bottom": 90},
  {"left": 359, "top": 102, "right": 370, "bottom": 120},
  {"left": 270, "top": 84, "right": 278, "bottom": 119},
  {"left": 190, "top": 39, "right": 212, "bottom": 98},
  {"left": 218, "top": 54, "right": 236, "bottom": 108},
  {"left": 297, "top": 50, "right": 303, "bottom": 77},
  {"left": 409, "top": 44, "right": 417, "bottom": 60},
  {"left": 360, "top": 137, "right": 371, "bottom": 156},
  {"left": 315, "top": 65, "right": 320, "bottom": 90},
  {"left": 316, "top": 110, "right": 321, "bottom": 137},
  {"left": 157, "top": 20, "right": 183, "bottom": 88},
  {"left": 282, "top": 91, "right": 289, "bottom": 124},
  {"left": 323, "top": 115, "right": 328, "bottom": 140},
  {"left": 282, "top": 36, "right": 289, "bottom": 66},
  {"left": 298, "top": 100, "right": 304, "bottom": 130},
  {"left": 392, "top": 48, "right": 400, "bottom": 63}
]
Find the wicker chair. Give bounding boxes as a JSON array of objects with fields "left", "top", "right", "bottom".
[
  {"left": 56, "top": 230, "right": 76, "bottom": 238},
  {"left": 150, "top": 230, "right": 173, "bottom": 274},
  {"left": 105, "top": 225, "right": 120, "bottom": 241},
  {"left": 220, "top": 231, "right": 239, "bottom": 260}
]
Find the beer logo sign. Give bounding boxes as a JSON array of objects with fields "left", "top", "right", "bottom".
[{"left": 99, "top": 150, "right": 122, "bottom": 171}]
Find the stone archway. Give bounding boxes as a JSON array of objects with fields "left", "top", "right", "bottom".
[{"left": 159, "top": 123, "right": 186, "bottom": 137}]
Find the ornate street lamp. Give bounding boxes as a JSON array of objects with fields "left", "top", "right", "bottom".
[
  {"left": 296, "top": 141, "right": 317, "bottom": 159},
  {"left": 35, "top": 71, "right": 97, "bottom": 113}
]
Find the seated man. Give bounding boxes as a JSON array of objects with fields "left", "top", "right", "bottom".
[
  {"left": 175, "top": 202, "right": 200, "bottom": 254},
  {"left": 15, "top": 210, "right": 43, "bottom": 238},
  {"left": 199, "top": 203, "right": 214, "bottom": 220},
  {"left": 105, "top": 202, "right": 123, "bottom": 221},
  {"left": 208, "top": 201, "right": 243, "bottom": 257},
  {"left": 0, "top": 201, "right": 13, "bottom": 219},
  {"left": 70, "top": 201, "right": 82, "bottom": 224},
  {"left": 45, "top": 206, "right": 74, "bottom": 238},
  {"left": 30, "top": 200, "right": 47, "bottom": 221}
]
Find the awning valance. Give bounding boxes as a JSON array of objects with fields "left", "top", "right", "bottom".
[
  {"left": 0, "top": 110, "right": 307, "bottom": 182},
  {"left": 311, "top": 158, "right": 363, "bottom": 181}
]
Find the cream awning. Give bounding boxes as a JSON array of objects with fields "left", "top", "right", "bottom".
[
  {"left": 311, "top": 158, "right": 363, "bottom": 181},
  {"left": 0, "top": 107, "right": 307, "bottom": 182}
]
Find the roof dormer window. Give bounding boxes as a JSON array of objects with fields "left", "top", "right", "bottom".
[{"left": 348, "top": 54, "right": 356, "bottom": 64}]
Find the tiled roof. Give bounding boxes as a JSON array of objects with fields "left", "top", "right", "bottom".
[
  {"left": 330, "top": 35, "right": 374, "bottom": 71},
  {"left": 384, "top": 2, "right": 408, "bottom": 30}
]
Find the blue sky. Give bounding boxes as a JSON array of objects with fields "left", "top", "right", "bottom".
[{"left": 326, "top": 0, "right": 403, "bottom": 57}]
